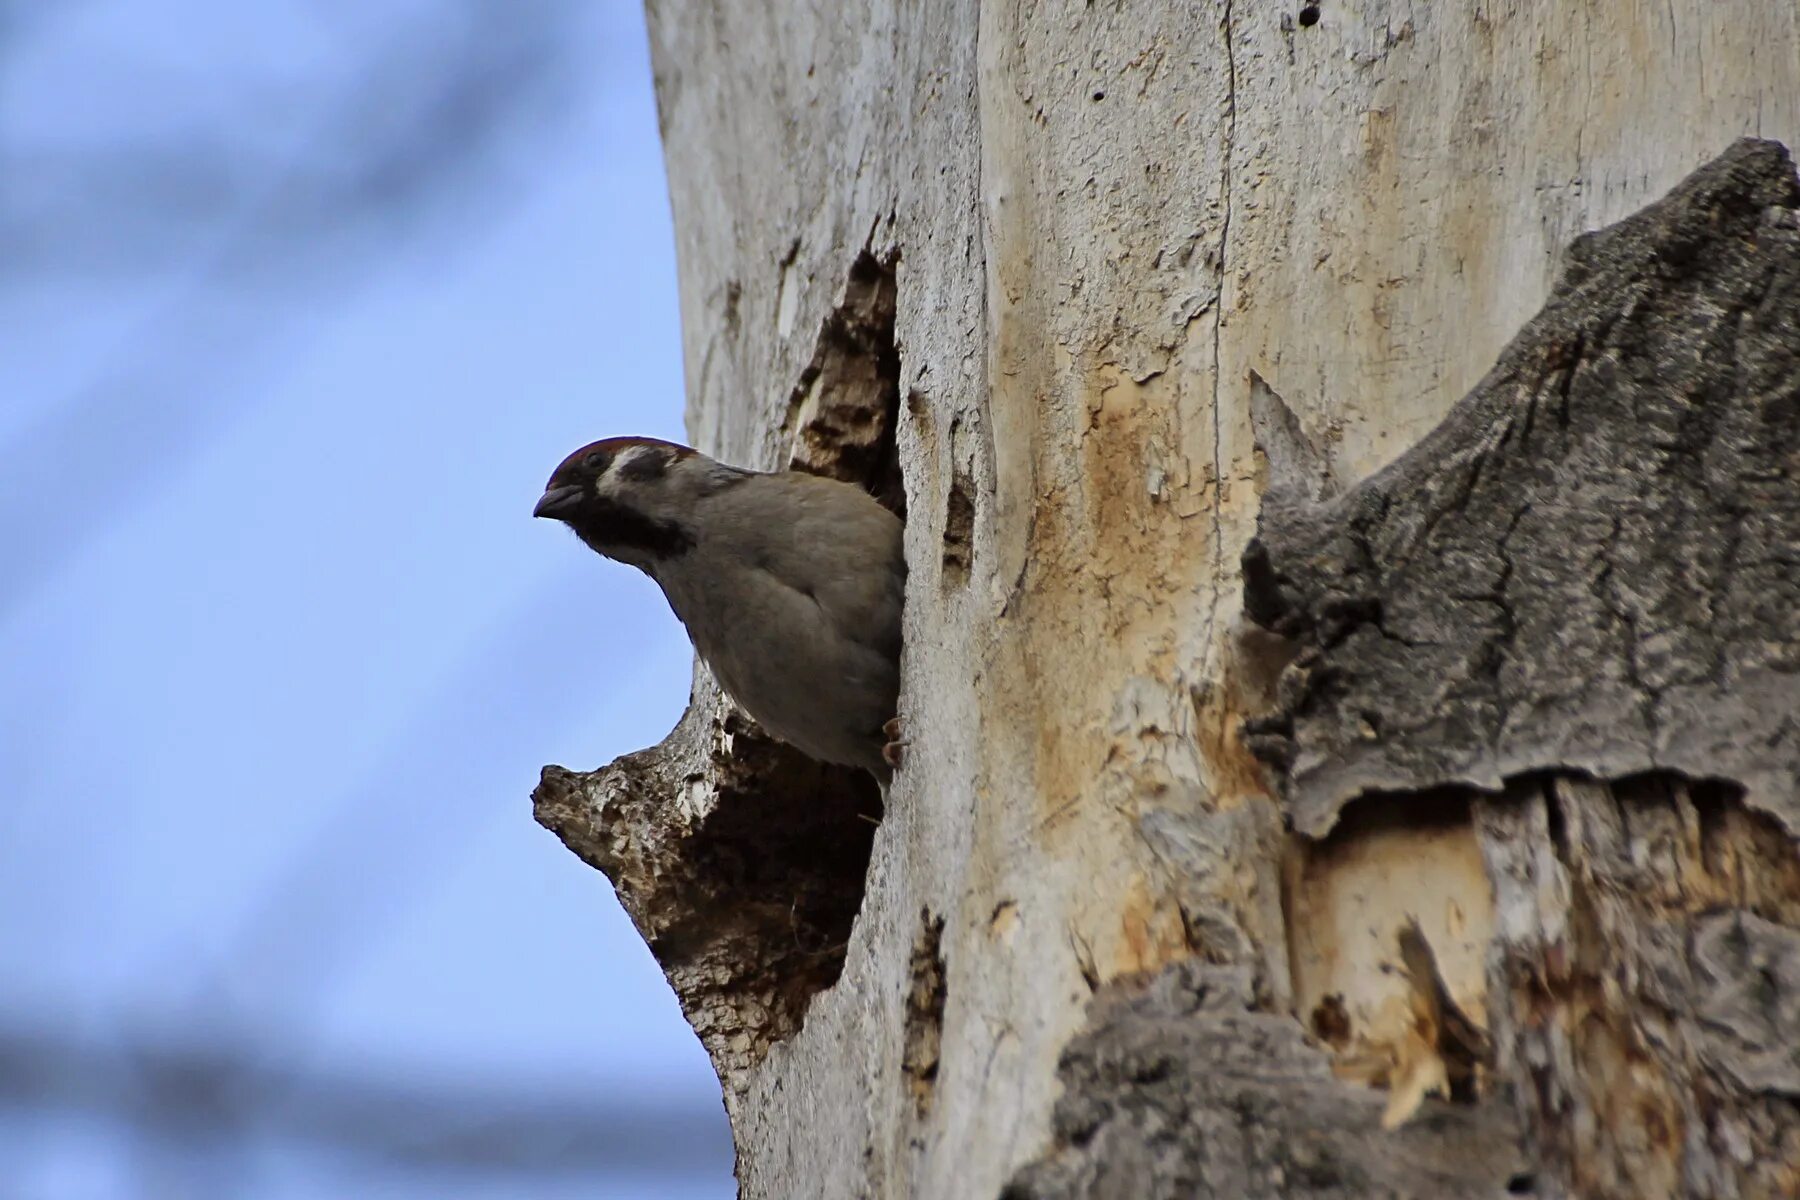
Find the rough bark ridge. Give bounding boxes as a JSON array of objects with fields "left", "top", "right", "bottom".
[
  {"left": 1243, "top": 138, "right": 1800, "bottom": 841},
  {"left": 535, "top": 688, "right": 880, "bottom": 1082},
  {"left": 1002, "top": 964, "right": 1527, "bottom": 1200}
]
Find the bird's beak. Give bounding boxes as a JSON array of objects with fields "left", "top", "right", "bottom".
[{"left": 533, "top": 484, "right": 584, "bottom": 520}]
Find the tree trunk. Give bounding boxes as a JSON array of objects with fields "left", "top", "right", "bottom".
[{"left": 534, "top": 4, "right": 1800, "bottom": 1196}]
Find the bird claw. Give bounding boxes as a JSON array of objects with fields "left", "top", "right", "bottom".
[{"left": 881, "top": 716, "right": 908, "bottom": 769}]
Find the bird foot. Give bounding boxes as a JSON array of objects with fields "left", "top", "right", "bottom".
[{"left": 881, "top": 716, "right": 908, "bottom": 769}]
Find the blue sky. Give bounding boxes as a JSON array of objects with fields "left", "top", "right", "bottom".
[{"left": 0, "top": 2, "right": 733, "bottom": 1195}]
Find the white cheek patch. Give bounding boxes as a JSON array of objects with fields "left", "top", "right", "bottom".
[
  {"left": 594, "top": 466, "right": 626, "bottom": 500},
  {"left": 597, "top": 445, "right": 670, "bottom": 498}
]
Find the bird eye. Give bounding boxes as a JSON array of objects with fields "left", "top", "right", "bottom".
[{"left": 583, "top": 451, "right": 607, "bottom": 471}]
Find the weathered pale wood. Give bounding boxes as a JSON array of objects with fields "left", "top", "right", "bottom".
[{"left": 535, "top": 3, "right": 1800, "bottom": 1196}]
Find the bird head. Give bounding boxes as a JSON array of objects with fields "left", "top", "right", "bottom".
[{"left": 533, "top": 436, "right": 722, "bottom": 568}]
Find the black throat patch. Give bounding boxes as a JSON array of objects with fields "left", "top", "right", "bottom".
[{"left": 568, "top": 497, "right": 694, "bottom": 561}]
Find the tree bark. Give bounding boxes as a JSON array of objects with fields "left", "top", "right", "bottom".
[{"left": 535, "top": 4, "right": 1800, "bottom": 1196}]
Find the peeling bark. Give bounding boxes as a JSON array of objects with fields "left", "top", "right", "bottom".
[
  {"left": 1244, "top": 139, "right": 1800, "bottom": 840},
  {"left": 1476, "top": 773, "right": 1800, "bottom": 1200}
]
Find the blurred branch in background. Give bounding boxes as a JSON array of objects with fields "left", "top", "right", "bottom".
[
  {"left": 0, "top": 1012, "right": 729, "bottom": 1179},
  {"left": 0, "top": 0, "right": 588, "bottom": 618}
]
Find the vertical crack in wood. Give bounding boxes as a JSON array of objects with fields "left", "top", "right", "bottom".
[{"left": 901, "top": 910, "right": 947, "bottom": 1117}]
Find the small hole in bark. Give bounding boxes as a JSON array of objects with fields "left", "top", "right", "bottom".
[
  {"left": 722, "top": 279, "right": 742, "bottom": 334},
  {"left": 785, "top": 247, "right": 906, "bottom": 520},
  {"left": 1298, "top": 4, "right": 1321, "bottom": 26},
  {"left": 1091, "top": 90, "right": 1105, "bottom": 101},
  {"left": 1506, "top": 1172, "right": 1537, "bottom": 1195},
  {"left": 942, "top": 473, "right": 975, "bottom": 589},
  {"left": 1541, "top": 778, "right": 1569, "bottom": 858},
  {"left": 1310, "top": 992, "right": 1352, "bottom": 1048},
  {"left": 902, "top": 910, "right": 947, "bottom": 1115}
]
